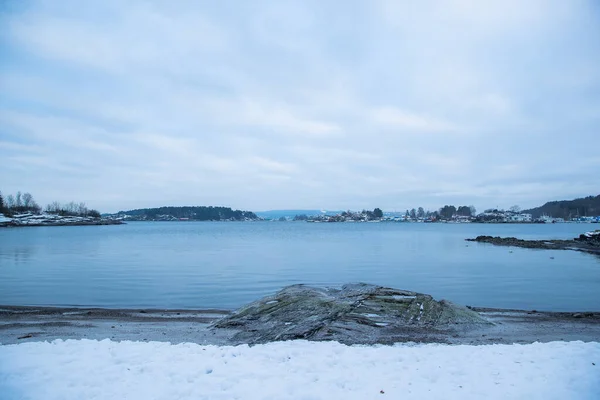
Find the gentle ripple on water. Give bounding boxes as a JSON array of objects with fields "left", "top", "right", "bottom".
[{"left": 0, "top": 222, "right": 598, "bottom": 311}]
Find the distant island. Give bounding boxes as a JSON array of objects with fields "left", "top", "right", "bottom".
[
  {"left": 0, "top": 191, "right": 122, "bottom": 227},
  {"left": 107, "top": 206, "right": 259, "bottom": 222}
]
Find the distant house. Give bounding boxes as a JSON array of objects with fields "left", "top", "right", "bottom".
[{"left": 509, "top": 213, "right": 532, "bottom": 222}]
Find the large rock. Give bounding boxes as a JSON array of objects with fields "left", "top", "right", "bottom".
[{"left": 212, "top": 283, "right": 490, "bottom": 345}]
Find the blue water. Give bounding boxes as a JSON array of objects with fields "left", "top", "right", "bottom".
[{"left": 0, "top": 222, "right": 598, "bottom": 311}]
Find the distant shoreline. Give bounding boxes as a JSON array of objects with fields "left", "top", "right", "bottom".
[
  {"left": 0, "top": 213, "right": 125, "bottom": 228},
  {"left": 0, "top": 220, "right": 124, "bottom": 228}
]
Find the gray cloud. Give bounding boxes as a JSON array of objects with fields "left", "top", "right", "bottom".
[{"left": 1, "top": 0, "right": 599, "bottom": 212}]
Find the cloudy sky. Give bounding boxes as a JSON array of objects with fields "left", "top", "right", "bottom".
[{"left": 1, "top": 0, "right": 599, "bottom": 213}]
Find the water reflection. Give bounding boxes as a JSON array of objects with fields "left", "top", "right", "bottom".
[{"left": 0, "top": 245, "right": 35, "bottom": 265}]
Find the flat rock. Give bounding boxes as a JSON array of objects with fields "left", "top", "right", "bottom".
[
  {"left": 212, "top": 283, "right": 490, "bottom": 344},
  {"left": 466, "top": 233, "right": 600, "bottom": 255}
]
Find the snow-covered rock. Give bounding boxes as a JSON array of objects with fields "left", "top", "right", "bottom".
[
  {"left": 0, "top": 213, "right": 11, "bottom": 224},
  {"left": 0, "top": 213, "right": 123, "bottom": 227}
]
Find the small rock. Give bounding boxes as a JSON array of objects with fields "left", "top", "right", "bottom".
[
  {"left": 380, "top": 390, "right": 385, "bottom": 394},
  {"left": 139, "top": 310, "right": 147, "bottom": 314},
  {"left": 111, "top": 326, "right": 115, "bottom": 328},
  {"left": 17, "top": 334, "right": 33, "bottom": 340},
  {"left": 573, "top": 313, "right": 584, "bottom": 318}
]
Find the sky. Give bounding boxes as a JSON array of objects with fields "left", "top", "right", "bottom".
[{"left": 1, "top": 0, "right": 599, "bottom": 213}]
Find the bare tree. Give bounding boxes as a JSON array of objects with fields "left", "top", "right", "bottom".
[
  {"left": 21, "top": 193, "right": 41, "bottom": 214},
  {"left": 46, "top": 201, "right": 61, "bottom": 214},
  {"left": 22, "top": 193, "right": 33, "bottom": 208},
  {"left": 6, "top": 195, "right": 15, "bottom": 209},
  {"left": 469, "top": 205, "right": 477, "bottom": 216},
  {"left": 15, "top": 191, "right": 22, "bottom": 208},
  {"left": 509, "top": 205, "right": 521, "bottom": 213},
  {"left": 417, "top": 207, "right": 425, "bottom": 218},
  {"left": 77, "top": 202, "right": 88, "bottom": 216}
]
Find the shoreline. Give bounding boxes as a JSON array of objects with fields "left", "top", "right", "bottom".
[
  {"left": 0, "top": 220, "right": 124, "bottom": 228},
  {"left": 2, "top": 304, "right": 599, "bottom": 346}
]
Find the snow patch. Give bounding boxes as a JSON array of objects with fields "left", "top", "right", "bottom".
[
  {"left": 0, "top": 340, "right": 598, "bottom": 400},
  {"left": 362, "top": 313, "right": 381, "bottom": 318},
  {"left": 392, "top": 295, "right": 417, "bottom": 300}
]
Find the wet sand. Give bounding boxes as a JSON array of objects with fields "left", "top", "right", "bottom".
[{"left": 1, "top": 305, "right": 599, "bottom": 346}]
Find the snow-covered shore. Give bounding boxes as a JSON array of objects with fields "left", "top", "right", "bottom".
[
  {"left": 0, "top": 213, "right": 123, "bottom": 227},
  {"left": 1, "top": 339, "right": 598, "bottom": 399}
]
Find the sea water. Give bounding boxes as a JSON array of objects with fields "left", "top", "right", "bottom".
[{"left": 0, "top": 222, "right": 598, "bottom": 311}]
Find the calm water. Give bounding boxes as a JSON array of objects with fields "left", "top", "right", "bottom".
[{"left": 0, "top": 222, "right": 599, "bottom": 311}]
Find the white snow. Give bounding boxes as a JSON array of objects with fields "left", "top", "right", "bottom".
[
  {"left": 583, "top": 231, "right": 600, "bottom": 238},
  {"left": 1, "top": 340, "right": 598, "bottom": 400},
  {"left": 391, "top": 295, "right": 416, "bottom": 300},
  {"left": 0, "top": 213, "right": 101, "bottom": 226}
]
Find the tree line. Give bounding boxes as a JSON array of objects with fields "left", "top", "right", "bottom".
[
  {"left": 116, "top": 206, "right": 258, "bottom": 221},
  {"left": 0, "top": 190, "right": 101, "bottom": 218},
  {"left": 522, "top": 195, "right": 600, "bottom": 219},
  {"left": 401, "top": 205, "right": 476, "bottom": 219}
]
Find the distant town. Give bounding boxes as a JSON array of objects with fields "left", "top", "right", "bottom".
[{"left": 288, "top": 207, "right": 599, "bottom": 224}]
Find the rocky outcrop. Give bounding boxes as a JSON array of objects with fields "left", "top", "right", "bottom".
[
  {"left": 212, "top": 283, "right": 490, "bottom": 345},
  {"left": 466, "top": 231, "right": 600, "bottom": 255},
  {"left": 576, "top": 230, "right": 600, "bottom": 244},
  {"left": 0, "top": 213, "right": 124, "bottom": 227}
]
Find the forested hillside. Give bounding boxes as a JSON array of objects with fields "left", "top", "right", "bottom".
[
  {"left": 523, "top": 195, "right": 600, "bottom": 218},
  {"left": 115, "top": 206, "right": 258, "bottom": 221}
]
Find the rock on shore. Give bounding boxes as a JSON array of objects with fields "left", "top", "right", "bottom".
[
  {"left": 466, "top": 230, "right": 600, "bottom": 255},
  {"left": 212, "top": 283, "right": 490, "bottom": 345}
]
